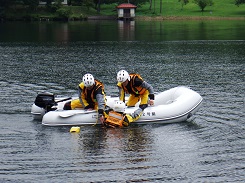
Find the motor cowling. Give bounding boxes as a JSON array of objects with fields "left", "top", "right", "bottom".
[{"left": 34, "top": 92, "right": 56, "bottom": 112}]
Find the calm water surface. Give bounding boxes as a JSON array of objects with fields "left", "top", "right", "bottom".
[{"left": 0, "top": 20, "right": 244, "bottom": 182}]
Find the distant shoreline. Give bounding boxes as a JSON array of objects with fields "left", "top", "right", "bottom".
[
  {"left": 86, "top": 15, "right": 245, "bottom": 21},
  {"left": 1, "top": 15, "right": 245, "bottom": 22},
  {"left": 134, "top": 16, "right": 245, "bottom": 21}
]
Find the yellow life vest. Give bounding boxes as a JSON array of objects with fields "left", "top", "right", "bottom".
[
  {"left": 118, "top": 73, "right": 147, "bottom": 95},
  {"left": 79, "top": 79, "right": 104, "bottom": 103}
]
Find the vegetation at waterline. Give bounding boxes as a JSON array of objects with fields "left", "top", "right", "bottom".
[{"left": 0, "top": 0, "right": 244, "bottom": 21}]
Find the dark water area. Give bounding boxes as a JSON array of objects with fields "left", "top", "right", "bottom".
[
  {"left": 0, "top": 20, "right": 245, "bottom": 42},
  {"left": 0, "top": 20, "right": 244, "bottom": 182}
]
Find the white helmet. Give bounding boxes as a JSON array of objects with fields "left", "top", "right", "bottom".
[
  {"left": 117, "top": 70, "right": 130, "bottom": 83},
  {"left": 83, "top": 73, "right": 95, "bottom": 87},
  {"left": 113, "top": 101, "right": 126, "bottom": 113}
]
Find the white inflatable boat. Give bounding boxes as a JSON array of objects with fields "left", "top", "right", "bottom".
[{"left": 31, "top": 86, "right": 203, "bottom": 126}]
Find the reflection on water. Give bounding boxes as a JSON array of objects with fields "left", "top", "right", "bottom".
[
  {"left": 38, "top": 23, "right": 69, "bottom": 42},
  {"left": 0, "top": 21, "right": 244, "bottom": 182},
  {"left": 118, "top": 21, "right": 135, "bottom": 41},
  {"left": 0, "top": 20, "right": 245, "bottom": 42}
]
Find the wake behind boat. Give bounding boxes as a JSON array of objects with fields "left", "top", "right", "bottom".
[{"left": 31, "top": 86, "right": 203, "bottom": 126}]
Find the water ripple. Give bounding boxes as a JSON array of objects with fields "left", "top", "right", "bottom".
[{"left": 0, "top": 40, "right": 244, "bottom": 182}]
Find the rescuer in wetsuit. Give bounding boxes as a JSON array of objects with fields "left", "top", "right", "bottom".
[
  {"left": 116, "top": 70, "right": 155, "bottom": 118},
  {"left": 63, "top": 73, "right": 106, "bottom": 123}
]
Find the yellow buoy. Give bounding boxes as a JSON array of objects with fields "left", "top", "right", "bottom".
[{"left": 70, "top": 126, "right": 80, "bottom": 133}]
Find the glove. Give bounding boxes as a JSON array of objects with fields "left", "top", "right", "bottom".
[
  {"left": 99, "top": 114, "right": 104, "bottom": 124},
  {"left": 149, "top": 99, "right": 154, "bottom": 106},
  {"left": 123, "top": 121, "right": 129, "bottom": 127}
]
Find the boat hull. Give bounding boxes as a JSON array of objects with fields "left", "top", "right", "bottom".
[{"left": 37, "top": 86, "right": 203, "bottom": 126}]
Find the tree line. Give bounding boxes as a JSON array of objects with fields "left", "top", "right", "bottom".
[
  {"left": 0, "top": 0, "right": 244, "bottom": 13},
  {"left": 179, "top": 0, "right": 244, "bottom": 11},
  {"left": 0, "top": 0, "right": 136, "bottom": 13}
]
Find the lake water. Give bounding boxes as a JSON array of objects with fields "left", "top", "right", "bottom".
[{"left": 0, "top": 20, "right": 244, "bottom": 182}]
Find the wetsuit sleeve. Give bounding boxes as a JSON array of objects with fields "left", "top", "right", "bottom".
[
  {"left": 141, "top": 81, "right": 155, "bottom": 100},
  {"left": 117, "top": 84, "right": 125, "bottom": 102},
  {"left": 95, "top": 87, "right": 106, "bottom": 115}
]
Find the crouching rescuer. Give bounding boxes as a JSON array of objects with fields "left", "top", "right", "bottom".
[
  {"left": 116, "top": 70, "right": 155, "bottom": 111},
  {"left": 63, "top": 73, "right": 106, "bottom": 123},
  {"left": 104, "top": 101, "right": 143, "bottom": 128}
]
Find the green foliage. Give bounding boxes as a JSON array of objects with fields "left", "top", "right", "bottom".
[
  {"left": 83, "top": 0, "right": 94, "bottom": 10},
  {"left": 178, "top": 0, "right": 189, "bottom": 9},
  {"left": 46, "top": 0, "right": 52, "bottom": 6},
  {"left": 235, "top": 0, "right": 245, "bottom": 6},
  {"left": 23, "top": 0, "right": 39, "bottom": 9},
  {"left": 0, "top": 0, "right": 22, "bottom": 7},
  {"left": 0, "top": 0, "right": 244, "bottom": 20},
  {"left": 178, "top": 0, "right": 189, "bottom": 5},
  {"left": 193, "top": 0, "right": 213, "bottom": 12},
  {"left": 109, "top": 0, "right": 148, "bottom": 6},
  {"left": 136, "top": 0, "right": 245, "bottom": 17},
  {"left": 46, "top": 1, "right": 62, "bottom": 12},
  {"left": 71, "top": 0, "right": 82, "bottom": 6},
  {"left": 56, "top": 7, "right": 72, "bottom": 18}
]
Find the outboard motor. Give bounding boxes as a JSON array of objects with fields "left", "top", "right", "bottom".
[{"left": 34, "top": 92, "right": 56, "bottom": 112}]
